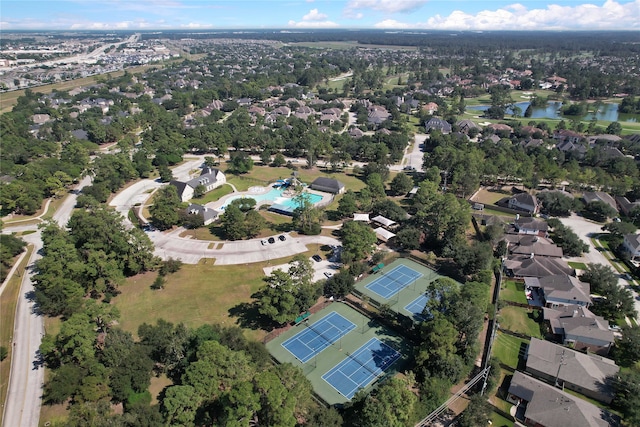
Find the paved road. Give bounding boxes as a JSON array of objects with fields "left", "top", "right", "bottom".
[
  {"left": 3, "top": 176, "right": 91, "bottom": 427},
  {"left": 559, "top": 214, "right": 640, "bottom": 321}
]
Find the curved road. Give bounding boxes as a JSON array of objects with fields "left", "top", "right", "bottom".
[{"left": 559, "top": 214, "right": 640, "bottom": 322}]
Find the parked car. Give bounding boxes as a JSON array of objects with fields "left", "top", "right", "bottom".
[
  {"left": 261, "top": 240, "right": 267, "bottom": 245},
  {"left": 278, "top": 235, "right": 286, "bottom": 241},
  {"left": 324, "top": 271, "right": 333, "bottom": 278},
  {"left": 312, "top": 254, "right": 322, "bottom": 262},
  {"left": 268, "top": 237, "right": 275, "bottom": 244}
]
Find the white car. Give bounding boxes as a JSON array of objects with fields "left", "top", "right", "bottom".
[{"left": 324, "top": 271, "right": 333, "bottom": 278}]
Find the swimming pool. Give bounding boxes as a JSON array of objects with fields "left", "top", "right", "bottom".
[{"left": 220, "top": 187, "right": 323, "bottom": 213}]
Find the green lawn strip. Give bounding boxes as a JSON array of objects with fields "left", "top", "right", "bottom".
[
  {"left": 0, "top": 246, "right": 33, "bottom": 426},
  {"left": 492, "top": 331, "right": 529, "bottom": 370},
  {"left": 497, "top": 306, "right": 542, "bottom": 339},
  {"left": 189, "top": 184, "right": 234, "bottom": 204},
  {"left": 490, "top": 410, "right": 514, "bottom": 427},
  {"left": 562, "top": 388, "right": 623, "bottom": 418},
  {"left": 567, "top": 261, "right": 588, "bottom": 270},
  {"left": 500, "top": 280, "right": 528, "bottom": 304}
]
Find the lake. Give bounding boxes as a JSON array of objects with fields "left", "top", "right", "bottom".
[{"left": 467, "top": 101, "right": 639, "bottom": 122}]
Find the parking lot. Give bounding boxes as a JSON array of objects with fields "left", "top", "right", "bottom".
[{"left": 263, "top": 246, "right": 342, "bottom": 282}]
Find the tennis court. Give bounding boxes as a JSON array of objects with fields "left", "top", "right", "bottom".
[
  {"left": 404, "top": 294, "right": 429, "bottom": 320},
  {"left": 322, "top": 337, "right": 401, "bottom": 399},
  {"left": 365, "top": 264, "right": 423, "bottom": 299},
  {"left": 282, "top": 311, "right": 356, "bottom": 363}
]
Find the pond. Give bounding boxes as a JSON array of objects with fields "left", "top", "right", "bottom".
[{"left": 467, "top": 101, "right": 639, "bottom": 122}]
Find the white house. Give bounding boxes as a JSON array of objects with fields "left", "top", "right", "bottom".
[
  {"left": 170, "top": 167, "right": 226, "bottom": 202},
  {"left": 623, "top": 233, "right": 640, "bottom": 261}
]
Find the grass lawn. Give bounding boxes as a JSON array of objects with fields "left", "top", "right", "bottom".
[
  {"left": 0, "top": 246, "right": 33, "bottom": 426},
  {"left": 189, "top": 184, "right": 234, "bottom": 204},
  {"left": 490, "top": 410, "right": 514, "bottom": 427},
  {"left": 225, "top": 165, "right": 367, "bottom": 193},
  {"left": 492, "top": 331, "right": 529, "bottom": 369},
  {"left": 568, "top": 261, "right": 588, "bottom": 270},
  {"left": 500, "top": 280, "right": 528, "bottom": 305},
  {"left": 497, "top": 306, "right": 542, "bottom": 339},
  {"left": 114, "top": 248, "right": 325, "bottom": 343},
  {"left": 472, "top": 188, "right": 511, "bottom": 205}
]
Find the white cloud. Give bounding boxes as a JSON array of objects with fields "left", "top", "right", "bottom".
[
  {"left": 345, "top": 0, "right": 428, "bottom": 16},
  {"left": 374, "top": 19, "right": 410, "bottom": 29},
  {"left": 288, "top": 19, "right": 339, "bottom": 28},
  {"left": 302, "top": 8, "right": 328, "bottom": 21},
  {"left": 373, "top": 0, "right": 640, "bottom": 31},
  {"left": 289, "top": 8, "right": 338, "bottom": 28},
  {"left": 181, "top": 22, "right": 214, "bottom": 29}
]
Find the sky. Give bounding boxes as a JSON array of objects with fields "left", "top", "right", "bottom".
[{"left": 1, "top": 0, "right": 639, "bottom": 31}]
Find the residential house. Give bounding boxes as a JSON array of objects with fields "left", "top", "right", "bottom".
[
  {"left": 504, "top": 256, "right": 574, "bottom": 278},
  {"left": 615, "top": 196, "right": 640, "bottom": 216},
  {"left": 543, "top": 305, "right": 615, "bottom": 356},
  {"left": 487, "top": 123, "right": 513, "bottom": 134},
  {"left": 554, "top": 129, "right": 583, "bottom": 145},
  {"left": 524, "top": 275, "right": 591, "bottom": 307},
  {"left": 456, "top": 119, "right": 480, "bottom": 135},
  {"left": 525, "top": 338, "right": 619, "bottom": 404},
  {"left": 170, "top": 167, "right": 226, "bottom": 202},
  {"left": 31, "top": 114, "right": 51, "bottom": 125},
  {"left": 185, "top": 204, "right": 219, "bottom": 226},
  {"left": 582, "top": 191, "right": 618, "bottom": 213},
  {"left": 507, "top": 235, "right": 563, "bottom": 258},
  {"left": 507, "top": 371, "right": 612, "bottom": 427},
  {"left": 424, "top": 117, "right": 452, "bottom": 134},
  {"left": 348, "top": 127, "right": 364, "bottom": 139},
  {"left": 512, "top": 217, "right": 548, "bottom": 236},
  {"left": 309, "top": 177, "right": 345, "bottom": 194},
  {"left": 422, "top": 102, "right": 439, "bottom": 115},
  {"left": 367, "top": 106, "right": 390, "bottom": 126},
  {"left": 237, "top": 97, "right": 252, "bottom": 107},
  {"left": 622, "top": 233, "right": 640, "bottom": 261},
  {"left": 508, "top": 193, "right": 540, "bottom": 214}
]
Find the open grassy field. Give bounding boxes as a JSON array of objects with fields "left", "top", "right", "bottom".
[
  {"left": 567, "top": 261, "right": 588, "bottom": 270},
  {"left": 500, "top": 280, "right": 528, "bottom": 305},
  {"left": 114, "top": 245, "right": 326, "bottom": 343},
  {"left": 497, "top": 306, "right": 542, "bottom": 339},
  {"left": 0, "top": 246, "right": 33, "bottom": 426},
  {"left": 492, "top": 331, "right": 529, "bottom": 370}
]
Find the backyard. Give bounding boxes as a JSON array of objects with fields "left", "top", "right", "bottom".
[
  {"left": 500, "top": 280, "right": 528, "bottom": 305},
  {"left": 497, "top": 306, "right": 543, "bottom": 339}
]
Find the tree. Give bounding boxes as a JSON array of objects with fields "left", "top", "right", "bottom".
[
  {"left": 613, "top": 370, "right": 640, "bottom": 426},
  {"left": 149, "top": 185, "right": 182, "bottom": 230},
  {"left": 193, "top": 184, "right": 206, "bottom": 199},
  {"left": 457, "top": 394, "right": 492, "bottom": 427},
  {"left": 537, "top": 191, "right": 579, "bottom": 217},
  {"left": 254, "top": 270, "right": 298, "bottom": 325},
  {"left": 366, "top": 173, "right": 386, "bottom": 200},
  {"left": 395, "top": 227, "right": 421, "bottom": 251},
  {"left": 337, "top": 190, "right": 358, "bottom": 218},
  {"left": 389, "top": 173, "right": 413, "bottom": 196},
  {"left": 602, "top": 221, "right": 636, "bottom": 239},
  {"left": 220, "top": 203, "right": 246, "bottom": 240},
  {"left": 340, "top": 220, "right": 377, "bottom": 262},
  {"left": 162, "top": 385, "right": 201, "bottom": 426},
  {"left": 356, "top": 378, "right": 417, "bottom": 427},
  {"left": 292, "top": 192, "right": 323, "bottom": 235},
  {"left": 229, "top": 151, "right": 254, "bottom": 174},
  {"left": 324, "top": 269, "right": 355, "bottom": 298},
  {"left": 583, "top": 201, "right": 617, "bottom": 222},
  {"left": 614, "top": 326, "right": 640, "bottom": 367},
  {"left": 606, "top": 121, "right": 622, "bottom": 135}
]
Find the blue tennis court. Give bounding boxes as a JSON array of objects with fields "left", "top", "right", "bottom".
[
  {"left": 322, "top": 338, "right": 401, "bottom": 399},
  {"left": 404, "top": 294, "right": 429, "bottom": 320},
  {"left": 282, "top": 312, "right": 356, "bottom": 363},
  {"left": 365, "top": 264, "right": 423, "bottom": 299}
]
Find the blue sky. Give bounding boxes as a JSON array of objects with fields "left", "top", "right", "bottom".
[{"left": 1, "top": 0, "right": 639, "bottom": 31}]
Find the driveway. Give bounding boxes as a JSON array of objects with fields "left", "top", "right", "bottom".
[
  {"left": 559, "top": 213, "right": 640, "bottom": 321},
  {"left": 263, "top": 249, "right": 342, "bottom": 283}
]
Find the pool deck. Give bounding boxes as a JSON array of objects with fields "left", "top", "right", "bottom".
[{"left": 205, "top": 183, "right": 333, "bottom": 212}]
